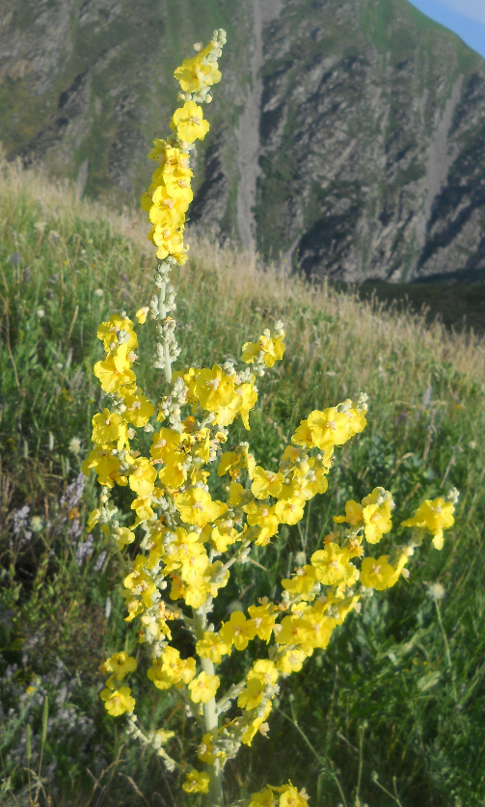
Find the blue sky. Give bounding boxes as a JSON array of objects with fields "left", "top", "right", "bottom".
[{"left": 408, "top": 0, "right": 485, "bottom": 59}]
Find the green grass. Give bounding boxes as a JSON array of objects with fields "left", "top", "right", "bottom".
[{"left": 1, "top": 159, "right": 485, "bottom": 807}]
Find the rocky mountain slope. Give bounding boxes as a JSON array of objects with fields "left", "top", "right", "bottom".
[{"left": 2, "top": 0, "right": 485, "bottom": 281}]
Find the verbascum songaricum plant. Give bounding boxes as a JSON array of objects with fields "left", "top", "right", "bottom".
[{"left": 83, "top": 31, "right": 459, "bottom": 807}]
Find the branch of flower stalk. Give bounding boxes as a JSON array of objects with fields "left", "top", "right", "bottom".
[
  {"left": 127, "top": 715, "right": 185, "bottom": 773},
  {"left": 211, "top": 535, "right": 255, "bottom": 584},
  {"left": 215, "top": 679, "right": 247, "bottom": 714},
  {"left": 193, "top": 605, "right": 224, "bottom": 805}
]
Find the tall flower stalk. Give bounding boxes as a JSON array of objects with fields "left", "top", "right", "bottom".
[{"left": 82, "top": 32, "right": 459, "bottom": 807}]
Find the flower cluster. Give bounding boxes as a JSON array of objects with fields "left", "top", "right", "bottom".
[
  {"left": 83, "top": 32, "right": 459, "bottom": 807},
  {"left": 141, "top": 31, "right": 225, "bottom": 265}
]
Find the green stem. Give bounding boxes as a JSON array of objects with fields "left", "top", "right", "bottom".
[
  {"left": 193, "top": 606, "right": 224, "bottom": 807},
  {"left": 434, "top": 599, "right": 458, "bottom": 704},
  {"left": 157, "top": 269, "right": 173, "bottom": 386}
]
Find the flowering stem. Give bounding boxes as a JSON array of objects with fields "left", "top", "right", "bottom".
[
  {"left": 193, "top": 605, "right": 224, "bottom": 807},
  {"left": 157, "top": 270, "right": 173, "bottom": 386}
]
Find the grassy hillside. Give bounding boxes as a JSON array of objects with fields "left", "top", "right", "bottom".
[{"left": 1, "top": 159, "right": 485, "bottom": 806}]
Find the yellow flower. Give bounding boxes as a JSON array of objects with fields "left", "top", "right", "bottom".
[
  {"left": 362, "top": 501, "right": 393, "bottom": 544},
  {"left": 100, "top": 686, "right": 135, "bottom": 716},
  {"left": 91, "top": 409, "right": 128, "bottom": 449},
  {"left": 82, "top": 446, "right": 129, "bottom": 488},
  {"left": 360, "top": 555, "right": 400, "bottom": 590},
  {"left": 401, "top": 497, "right": 455, "bottom": 550},
  {"left": 333, "top": 499, "right": 364, "bottom": 527},
  {"left": 152, "top": 226, "right": 188, "bottom": 263},
  {"left": 175, "top": 487, "right": 227, "bottom": 527},
  {"left": 195, "top": 364, "right": 235, "bottom": 411},
  {"left": 214, "top": 382, "right": 258, "bottom": 430},
  {"left": 249, "top": 787, "right": 276, "bottom": 807},
  {"left": 94, "top": 343, "right": 136, "bottom": 395},
  {"left": 122, "top": 393, "right": 155, "bottom": 427},
  {"left": 217, "top": 450, "right": 240, "bottom": 477},
  {"left": 242, "top": 329, "right": 285, "bottom": 367},
  {"left": 251, "top": 467, "right": 284, "bottom": 499},
  {"left": 197, "top": 732, "right": 216, "bottom": 764},
  {"left": 103, "top": 652, "right": 137, "bottom": 680},
  {"left": 128, "top": 457, "right": 157, "bottom": 498},
  {"left": 97, "top": 314, "right": 137, "bottom": 353},
  {"left": 171, "top": 101, "right": 210, "bottom": 143},
  {"left": 174, "top": 43, "right": 222, "bottom": 93},
  {"left": 220, "top": 610, "right": 257, "bottom": 651},
  {"left": 183, "top": 770, "right": 210, "bottom": 794},
  {"left": 135, "top": 306, "right": 149, "bottom": 324},
  {"left": 310, "top": 542, "right": 358, "bottom": 588},
  {"left": 196, "top": 631, "right": 229, "bottom": 663},
  {"left": 148, "top": 191, "right": 187, "bottom": 228},
  {"left": 188, "top": 671, "right": 220, "bottom": 703},
  {"left": 275, "top": 497, "right": 305, "bottom": 525},
  {"left": 150, "top": 428, "right": 184, "bottom": 462},
  {"left": 281, "top": 564, "right": 318, "bottom": 595},
  {"left": 276, "top": 648, "right": 307, "bottom": 674},
  {"left": 277, "top": 784, "right": 309, "bottom": 807},
  {"left": 241, "top": 699, "right": 273, "bottom": 746},
  {"left": 248, "top": 602, "right": 278, "bottom": 642},
  {"left": 211, "top": 522, "right": 239, "bottom": 552},
  {"left": 147, "top": 646, "right": 196, "bottom": 689},
  {"left": 163, "top": 174, "right": 193, "bottom": 201},
  {"left": 243, "top": 502, "right": 279, "bottom": 539},
  {"left": 148, "top": 138, "right": 169, "bottom": 162}
]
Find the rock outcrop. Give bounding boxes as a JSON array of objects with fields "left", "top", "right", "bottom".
[{"left": 2, "top": 0, "right": 485, "bottom": 281}]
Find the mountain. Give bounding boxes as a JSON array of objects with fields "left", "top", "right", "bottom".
[{"left": 2, "top": 0, "right": 485, "bottom": 282}]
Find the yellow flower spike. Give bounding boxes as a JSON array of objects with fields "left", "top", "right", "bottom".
[
  {"left": 188, "top": 671, "right": 220, "bottom": 704},
  {"left": 171, "top": 100, "right": 210, "bottom": 143}
]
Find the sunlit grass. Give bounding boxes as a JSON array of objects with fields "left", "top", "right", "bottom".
[{"left": 1, "top": 157, "right": 484, "bottom": 806}]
